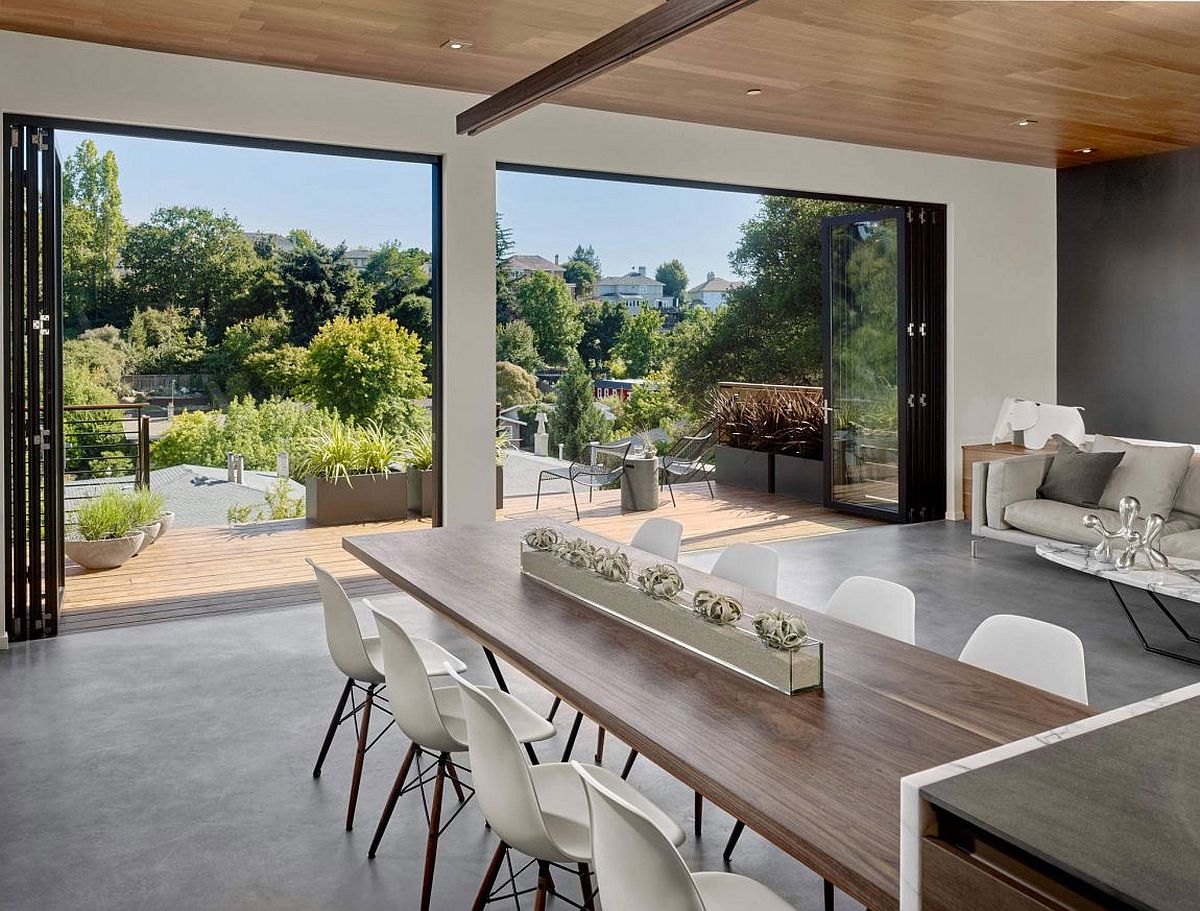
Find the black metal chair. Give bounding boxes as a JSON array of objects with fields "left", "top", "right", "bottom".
[
  {"left": 536, "top": 440, "right": 632, "bottom": 520},
  {"left": 659, "top": 427, "right": 715, "bottom": 506}
]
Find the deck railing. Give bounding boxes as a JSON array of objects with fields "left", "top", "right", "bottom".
[{"left": 63, "top": 403, "right": 151, "bottom": 507}]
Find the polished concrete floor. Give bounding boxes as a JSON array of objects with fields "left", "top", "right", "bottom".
[{"left": 3, "top": 521, "right": 1197, "bottom": 911}]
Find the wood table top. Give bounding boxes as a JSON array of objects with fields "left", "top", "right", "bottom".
[{"left": 344, "top": 518, "right": 1091, "bottom": 911}]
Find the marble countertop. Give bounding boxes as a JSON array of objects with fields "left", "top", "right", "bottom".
[
  {"left": 920, "top": 694, "right": 1200, "bottom": 910},
  {"left": 1037, "top": 542, "right": 1200, "bottom": 602}
]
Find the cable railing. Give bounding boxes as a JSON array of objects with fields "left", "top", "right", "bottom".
[{"left": 64, "top": 403, "right": 151, "bottom": 507}]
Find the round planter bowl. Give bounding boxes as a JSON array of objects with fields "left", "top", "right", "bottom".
[
  {"left": 65, "top": 532, "right": 145, "bottom": 570},
  {"left": 135, "top": 521, "right": 163, "bottom": 551},
  {"left": 156, "top": 511, "right": 175, "bottom": 539}
]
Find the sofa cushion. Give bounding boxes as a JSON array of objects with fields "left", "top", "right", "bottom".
[
  {"left": 1171, "top": 455, "right": 1200, "bottom": 520},
  {"left": 1161, "top": 529, "right": 1200, "bottom": 561},
  {"left": 986, "top": 456, "right": 1052, "bottom": 530},
  {"left": 1036, "top": 436, "right": 1124, "bottom": 508},
  {"left": 1092, "top": 435, "right": 1195, "bottom": 517},
  {"left": 1004, "top": 499, "right": 1111, "bottom": 545}
]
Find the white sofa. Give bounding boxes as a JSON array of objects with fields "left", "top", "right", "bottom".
[{"left": 971, "top": 438, "right": 1200, "bottom": 560}]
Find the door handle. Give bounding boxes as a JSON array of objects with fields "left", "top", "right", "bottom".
[{"left": 822, "top": 399, "right": 836, "bottom": 425}]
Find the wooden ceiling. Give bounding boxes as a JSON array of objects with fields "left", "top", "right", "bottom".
[{"left": 4, "top": 0, "right": 1200, "bottom": 167}]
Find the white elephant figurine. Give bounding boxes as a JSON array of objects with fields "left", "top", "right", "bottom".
[{"left": 991, "top": 398, "right": 1085, "bottom": 450}]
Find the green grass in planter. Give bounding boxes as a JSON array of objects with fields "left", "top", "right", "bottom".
[
  {"left": 73, "top": 489, "right": 138, "bottom": 541},
  {"left": 404, "top": 428, "right": 434, "bottom": 471},
  {"left": 294, "top": 419, "right": 404, "bottom": 484},
  {"left": 126, "top": 487, "right": 166, "bottom": 527},
  {"left": 355, "top": 421, "right": 405, "bottom": 475}
]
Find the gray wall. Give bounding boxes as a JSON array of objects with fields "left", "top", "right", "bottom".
[{"left": 1058, "top": 148, "right": 1200, "bottom": 442}]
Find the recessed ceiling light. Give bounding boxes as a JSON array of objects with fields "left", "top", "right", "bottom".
[
  {"left": 1013, "top": 117, "right": 1038, "bottom": 127},
  {"left": 745, "top": 87, "right": 763, "bottom": 96},
  {"left": 1074, "top": 147, "right": 1095, "bottom": 154},
  {"left": 441, "top": 38, "right": 472, "bottom": 50}
]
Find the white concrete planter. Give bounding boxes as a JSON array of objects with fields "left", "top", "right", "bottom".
[
  {"left": 156, "top": 511, "right": 176, "bottom": 539},
  {"left": 134, "top": 521, "right": 163, "bottom": 551},
  {"left": 65, "top": 532, "right": 146, "bottom": 570}
]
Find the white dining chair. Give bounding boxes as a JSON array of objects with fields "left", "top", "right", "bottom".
[
  {"left": 959, "top": 614, "right": 1089, "bottom": 704},
  {"left": 574, "top": 762, "right": 796, "bottom": 911},
  {"left": 447, "top": 665, "right": 685, "bottom": 911},
  {"left": 711, "top": 542, "right": 780, "bottom": 597},
  {"left": 307, "top": 558, "right": 466, "bottom": 830},
  {"left": 822, "top": 576, "right": 917, "bottom": 644},
  {"left": 367, "top": 609, "right": 556, "bottom": 911},
  {"left": 631, "top": 517, "right": 684, "bottom": 561}
]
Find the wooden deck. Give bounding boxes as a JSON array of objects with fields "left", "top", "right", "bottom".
[
  {"left": 61, "top": 482, "right": 878, "bottom": 633},
  {"left": 502, "top": 480, "right": 879, "bottom": 551}
]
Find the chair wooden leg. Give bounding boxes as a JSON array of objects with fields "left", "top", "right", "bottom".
[
  {"left": 534, "top": 861, "right": 552, "bottom": 911},
  {"left": 470, "top": 842, "right": 507, "bottom": 911},
  {"left": 824, "top": 879, "right": 835, "bottom": 911},
  {"left": 694, "top": 791, "right": 704, "bottom": 837},
  {"left": 595, "top": 727, "right": 605, "bottom": 765},
  {"left": 313, "top": 678, "right": 353, "bottom": 778},
  {"left": 446, "top": 759, "right": 467, "bottom": 803},
  {"left": 419, "top": 754, "right": 448, "bottom": 911},
  {"left": 346, "top": 684, "right": 375, "bottom": 831},
  {"left": 561, "top": 710, "right": 584, "bottom": 762},
  {"left": 621, "top": 748, "right": 639, "bottom": 780},
  {"left": 723, "top": 820, "right": 745, "bottom": 861},
  {"left": 368, "top": 742, "right": 418, "bottom": 858},
  {"left": 578, "top": 862, "right": 595, "bottom": 911}
]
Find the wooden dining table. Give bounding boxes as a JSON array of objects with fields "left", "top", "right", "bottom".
[{"left": 344, "top": 518, "right": 1091, "bottom": 911}]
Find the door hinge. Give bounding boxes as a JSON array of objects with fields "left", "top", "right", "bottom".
[
  {"left": 907, "top": 394, "right": 916, "bottom": 408},
  {"left": 919, "top": 393, "right": 928, "bottom": 407},
  {"left": 907, "top": 322, "right": 915, "bottom": 336},
  {"left": 31, "top": 129, "right": 49, "bottom": 151},
  {"left": 919, "top": 322, "right": 927, "bottom": 337}
]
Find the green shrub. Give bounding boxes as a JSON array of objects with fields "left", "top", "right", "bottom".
[
  {"left": 404, "top": 427, "right": 434, "bottom": 471},
  {"left": 496, "top": 361, "right": 538, "bottom": 408},
  {"left": 293, "top": 418, "right": 403, "bottom": 483},
  {"left": 126, "top": 487, "right": 166, "bottom": 526},
  {"left": 72, "top": 489, "right": 138, "bottom": 540},
  {"left": 151, "top": 397, "right": 325, "bottom": 473},
  {"left": 227, "top": 478, "right": 305, "bottom": 525}
]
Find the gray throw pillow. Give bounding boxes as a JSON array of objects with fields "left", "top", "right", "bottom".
[
  {"left": 1092, "top": 434, "right": 1196, "bottom": 517},
  {"left": 1037, "top": 436, "right": 1124, "bottom": 508}
]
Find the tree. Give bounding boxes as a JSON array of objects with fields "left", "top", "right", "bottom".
[
  {"left": 127, "top": 307, "right": 209, "bottom": 374},
  {"left": 120, "top": 206, "right": 264, "bottom": 339},
  {"left": 615, "top": 370, "right": 688, "bottom": 435},
  {"left": 62, "top": 140, "right": 126, "bottom": 329},
  {"left": 655, "top": 259, "right": 689, "bottom": 301},
  {"left": 363, "top": 241, "right": 430, "bottom": 294},
  {"left": 279, "top": 241, "right": 375, "bottom": 345},
  {"left": 514, "top": 271, "right": 583, "bottom": 367},
  {"left": 666, "top": 196, "right": 866, "bottom": 409},
  {"left": 496, "top": 361, "right": 539, "bottom": 408},
  {"left": 549, "top": 353, "right": 610, "bottom": 461},
  {"left": 577, "top": 300, "right": 626, "bottom": 372},
  {"left": 63, "top": 326, "right": 130, "bottom": 392},
  {"left": 496, "top": 319, "right": 541, "bottom": 374},
  {"left": 569, "top": 244, "right": 601, "bottom": 276},
  {"left": 562, "top": 259, "right": 598, "bottom": 299},
  {"left": 304, "top": 314, "right": 429, "bottom": 423},
  {"left": 496, "top": 212, "right": 519, "bottom": 323},
  {"left": 612, "top": 305, "right": 665, "bottom": 378},
  {"left": 209, "top": 314, "right": 306, "bottom": 399}
]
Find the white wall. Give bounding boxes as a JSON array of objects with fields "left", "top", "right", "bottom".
[{"left": 0, "top": 31, "right": 1057, "bottom": 528}]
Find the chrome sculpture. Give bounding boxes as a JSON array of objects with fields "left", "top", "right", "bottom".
[{"left": 1083, "top": 495, "right": 1169, "bottom": 571}]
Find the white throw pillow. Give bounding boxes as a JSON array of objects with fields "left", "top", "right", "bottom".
[{"left": 1092, "top": 435, "right": 1194, "bottom": 518}]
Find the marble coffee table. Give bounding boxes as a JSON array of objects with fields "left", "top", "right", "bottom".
[{"left": 1037, "top": 542, "right": 1200, "bottom": 666}]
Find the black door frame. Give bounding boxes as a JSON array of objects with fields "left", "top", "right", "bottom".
[
  {"left": 3, "top": 114, "right": 445, "bottom": 642},
  {"left": 820, "top": 207, "right": 908, "bottom": 522}
]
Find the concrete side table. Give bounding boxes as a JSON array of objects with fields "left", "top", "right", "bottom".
[{"left": 621, "top": 453, "right": 660, "bottom": 511}]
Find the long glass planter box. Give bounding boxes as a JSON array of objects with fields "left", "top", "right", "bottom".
[{"left": 520, "top": 546, "right": 822, "bottom": 695}]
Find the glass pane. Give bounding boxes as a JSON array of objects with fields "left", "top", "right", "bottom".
[{"left": 828, "top": 216, "right": 900, "bottom": 513}]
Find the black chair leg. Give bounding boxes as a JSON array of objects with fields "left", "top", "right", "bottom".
[
  {"left": 694, "top": 791, "right": 703, "bottom": 837},
  {"left": 620, "top": 748, "right": 639, "bottom": 780},
  {"left": 536, "top": 473, "right": 543, "bottom": 510},
  {"left": 313, "top": 678, "right": 353, "bottom": 778},
  {"left": 569, "top": 480, "right": 580, "bottom": 520},
  {"left": 824, "top": 879, "right": 835, "bottom": 911},
  {"left": 723, "top": 820, "right": 745, "bottom": 861},
  {"left": 667, "top": 478, "right": 677, "bottom": 506},
  {"left": 561, "top": 710, "right": 584, "bottom": 762},
  {"left": 706, "top": 477, "right": 715, "bottom": 499}
]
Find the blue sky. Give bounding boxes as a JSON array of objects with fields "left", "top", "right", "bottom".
[
  {"left": 60, "top": 131, "right": 435, "bottom": 251},
  {"left": 497, "top": 170, "right": 761, "bottom": 284},
  {"left": 62, "top": 132, "right": 763, "bottom": 285}
]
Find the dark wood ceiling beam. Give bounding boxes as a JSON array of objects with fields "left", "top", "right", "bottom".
[{"left": 455, "top": 0, "right": 760, "bottom": 136}]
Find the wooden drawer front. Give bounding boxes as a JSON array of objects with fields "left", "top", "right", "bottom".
[{"left": 921, "top": 838, "right": 1087, "bottom": 911}]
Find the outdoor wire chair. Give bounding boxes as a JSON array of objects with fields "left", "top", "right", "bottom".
[
  {"left": 536, "top": 440, "right": 632, "bottom": 520},
  {"left": 659, "top": 427, "right": 715, "bottom": 506}
]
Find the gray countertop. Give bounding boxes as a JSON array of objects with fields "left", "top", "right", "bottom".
[{"left": 921, "top": 696, "right": 1200, "bottom": 911}]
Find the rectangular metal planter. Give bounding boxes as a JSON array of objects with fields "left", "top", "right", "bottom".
[
  {"left": 407, "top": 467, "right": 435, "bottom": 518},
  {"left": 774, "top": 453, "right": 824, "bottom": 503},
  {"left": 714, "top": 444, "right": 772, "bottom": 492},
  {"left": 305, "top": 472, "right": 408, "bottom": 525}
]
